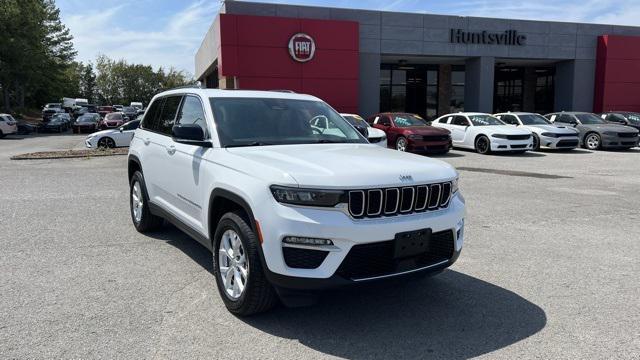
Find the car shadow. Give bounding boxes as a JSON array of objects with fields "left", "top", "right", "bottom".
[
  {"left": 147, "top": 225, "right": 547, "bottom": 360},
  {"left": 536, "top": 148, "right": 593, "bottom": 154},
  {"left": 427, "top": 151, "right": 466, "bottom": 158}
]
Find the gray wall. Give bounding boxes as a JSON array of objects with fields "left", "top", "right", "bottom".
[{"left": 196, "top": 1, "right": 640, "bottom": 115}]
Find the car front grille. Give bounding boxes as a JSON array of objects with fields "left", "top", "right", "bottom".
[
  {"left": 336, "top": 229, "right": 454, "bottom": 280},
  {"left": 348, "top": 182, "right": 452, "bottom": 219},
  {"left": 557, "top": 133, "right": 578, "bottom": 137},
  {"left": 506, "top": 134, "right": 531, "bottom": 140},
  {"left": 618, "top": 132, "right": 638, "bottom": 138},
  {"left": 557, "top": 139, "right": 579, "bottom": 147},
  {"left": 510, "top": 144, "right": 527, "bottom": 149},
  {"left": 282, "top": 247, "right": 329, "bottom": 269}
]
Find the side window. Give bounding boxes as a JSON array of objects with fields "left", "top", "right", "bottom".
[
  {"left": 157, "top": 95, "right": 183, "bottom": 135},
  {"left": 608, "top": 114, "right": 626, "bottom": 123},
  {"left": 176, "top": 96, "right": 207, "bottom": 136},
  {"left": 379, "top": 116, "right": 391, "bottom": 126},
  {"left": 555, "top": 114, "right": 569, "bottom": 123},
  {"left": 142, "top": 98, "right": 163, "bottom": 131},
  {"left": 445, "top": 116, "right": 453, "bottom": 124},
  {"left": 502, "top": 115, "right": 518, "bottom": 125},
  {"left": 452, "top": 116, "right": 469, "bottom": 126},
  {"left": 123, "top": 120, "right": 140, "bottom": 131}
]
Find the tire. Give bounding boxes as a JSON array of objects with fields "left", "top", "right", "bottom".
[
  {"left": 98, "top": 137, "right": 116, "bottom": 148},
  {"left": 475, "top": 135, "right": 491, "bottom": 155},
  {"left": 531, "top": 133, "right": 540, "bottom": 151},
  {"left": 129, "top": 171, "right": 163, "bottom": 232},
  {"left": 213, "top": 212, "right": 278, "bottom": 316},
  {"left": 396, "top": 136, "right": 408, "bottom": 152},
  {"left": 584, "top": 132, "right": 601, "bottom": 150},
  {"left": 0, "top": 130, "right": 4, "bottom": 138}
]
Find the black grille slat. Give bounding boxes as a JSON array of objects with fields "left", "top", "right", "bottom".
[
  {"left": 506, "top": 134, "right": 531, "bottom": 140},
  {"left": 348, "top": 182, "right": 452, "bottom": 219},
  {"left": 283, "top": 247, "right": 329, "bottom": 269},
  {"left": 336, "top": 230, "right": 454, "bottom": 280},
  {"left": 423, "top": 135, "right": 450, "bottom": 142},
  {"left": 619, "top": 132, "right": 637, "bottom": 138}
]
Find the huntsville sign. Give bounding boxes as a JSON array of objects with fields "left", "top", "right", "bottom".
[{"left": 450, "top": 29, "right": 526, "bottom": 46}]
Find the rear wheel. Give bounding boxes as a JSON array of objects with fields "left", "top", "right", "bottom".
[
  {"left": 213, "top": 212, "right": 278, "bottom": 316},
  {"left": 584, "top": 133, "right": 601, "bottom": 150},
  {"left": 129, "top": 171, "right": 163, "bottom": 232},
  {"left": 475, "top": 135, "right": 491, "bottom": 155},
  {"left": 396, "top": 137, "right": 408, "bottom": 152}
]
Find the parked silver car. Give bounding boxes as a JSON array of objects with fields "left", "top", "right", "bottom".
[{"left": 545, "top": 112, "right": 639, "bottom": 150}]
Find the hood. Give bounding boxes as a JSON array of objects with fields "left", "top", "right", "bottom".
[
  {"left": 577, "top": 123, "right": 639, "bottom": 133},
  {"left": 526, "top": 124, "right": 578, "bottom": 134},
  {"left": 482, "top": 125, "right": 531, "bottom": 135},
  {"left": 400, "top": 126, "right": 450, "bottom": 136},
  {"left": 224, "top": 144, "right": 458, "bottom": 188}
]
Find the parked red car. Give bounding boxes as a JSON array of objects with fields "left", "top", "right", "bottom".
[
  {"left": 98, "top": 112, "right": 125, "bottom": 130},
  {"left": 367, "top": 112, "right": 451, "bottom": 154},
  {"left": 97, "top": 106, "right": 114, "bottom": 118}
]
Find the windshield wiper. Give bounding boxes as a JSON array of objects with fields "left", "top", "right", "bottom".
[
  {"left": 312, "top": 139, "right": 347, "bottom": 144},
  {"left": 225, "top": 141, "right": 274, "bottom": 148}
]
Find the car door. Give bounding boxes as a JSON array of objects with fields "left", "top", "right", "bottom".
[
  {"left": 166, "top": 95, "right": 211, "bottom": 233},
  {"left": 139, "top": 95, "right": 183, "bottom": 208},
  {"left": 114, "top": 120, "right": 140, "bottom": 147},
  {"left": 448, "top": 115, "right": 470, "bottom": 145}
]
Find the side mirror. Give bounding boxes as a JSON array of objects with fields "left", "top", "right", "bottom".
[
  {"left": 172, "top": 124, "right": 212, "bottom": 147},
  {"left": 119, "top": 127, "right": 124, "bottom": 133},
  {"left": 355, "top": 125, "right": 369, "bottom": 138}
]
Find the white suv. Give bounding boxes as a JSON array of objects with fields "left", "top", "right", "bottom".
[
  {"left": 128, "top": 88, "right": 465, "bottom": 315},
  {"left": 0, "top": 114, "right": 18, "bottom": 137}
]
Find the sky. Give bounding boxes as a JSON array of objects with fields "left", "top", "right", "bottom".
[{"left": 57, "top": 0, "right": 640, "bottom": 76}]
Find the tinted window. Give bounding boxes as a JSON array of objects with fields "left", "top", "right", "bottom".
[
  {"left": 520, "top": 114, "right": 550, "bottom": 125},
  {"left": 393, "top": 114, "right": 427, "bottom": 127},
  {"left": 452, "top": 116, "right": 469, "bottom": 126},
  {"left": 468, "top": 115, "right": 504, "bottom": 126},
  {"left": 501, "top": 115, "right": 519, "bottom": 125},
  {"left": 575, "top": 113, "right": 605, "bottom": 124},
  {"left": 122, "top": 120, "right": 140, "bottom": 130},
  {"left": 378, "top": 116, "right": 391, "bottom": 126},
  {"left": 157, "top": 96, "right": 182, "bottom": 135},
  {"left": 177, "top": 96, "right": 207, "bottom": 136},
  {"left": 607, "top": 113, "right": 626, "bottom": 123},
  {"left": 555, "top": 114, "right": 573, "bottom": 124},
  {"left": 142, "top": 98, "right": 163, "bottom": 131}
]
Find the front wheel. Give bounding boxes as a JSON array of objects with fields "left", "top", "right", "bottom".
[
  {"left": 532, "top": 134, "right": 540, "bottom": 151},
  {"left": 98, "top": 137, "right": 116, "bottom": 148},
  {"left": 584, "top": 133, "right": 601, "bottom": 150},
  {"left": 396, "top": 137, "right": 408, "bottom": 152},
  {"left": 130, "top": 171, "right": 163, "bottom": 232},
  {"left": 213, "top": 212, "right": 278, "bottom": 316},
  {"left": 475, "top": 135, "right": 491, "bottom": 155}
]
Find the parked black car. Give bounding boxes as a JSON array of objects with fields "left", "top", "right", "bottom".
[
  {"left": 17, "top": 122, "right": 37, "bottom": 135},
  {"left": 40, "top": 117, "right": 68, "bottom": 133},
  {"left": 599, "top": 111, "right": 640, "bottom": 131},
  {"left": 51, "top": 113, "right": 72, "bottom": 128},
  {"left": 72, "top": 104, "right": 98, "bottom": 119},
  {"left": 72, "top": 113, "right": 100, "bottom": 134},
  {"left": 121, "top": 106, "right": 138, "bottom": 121}
]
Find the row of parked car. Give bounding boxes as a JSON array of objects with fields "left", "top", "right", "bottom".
[{"left": 340, "top": 111, "right": 640, "bottom": 155}]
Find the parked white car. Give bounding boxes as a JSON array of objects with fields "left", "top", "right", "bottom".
[
  {"left": 86, "top": 119, "right": 141, "bottom": 148},
  {"left": 494, "top": 112, "right": 580, "bottom": 150},
  {"left": 432, "top": 112, "right": 533, "bottom": 154},
  {"left": 128, "top": 89, "right": 465, "bottom": 315},
  {"left": 340, "top": 113, "right": 387, "bottom": 147},
  {"left": 0, "top": 113, "right": 18, "bottom": 137}
]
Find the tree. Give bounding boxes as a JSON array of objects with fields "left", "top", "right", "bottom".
[{"left": 80, "top": 63, "right": 96, "bottom": 103}]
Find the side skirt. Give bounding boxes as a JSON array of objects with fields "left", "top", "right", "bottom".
[{"left": 149, "top": 202, "right": 212, "bottom": 251}]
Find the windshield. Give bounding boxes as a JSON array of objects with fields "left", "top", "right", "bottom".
[
  {"left": 123, "top": 107, "right": 135, "bottom": 112},
  {"left": 469, "top": 115, "right": 505, "bottom": 126},
  {"left": 575, "top": 113, "right": 605, "bottom": 124},
  {"left": 343, "top": 115, "right": 369, "bottom": 128},
  {"left": 106, "top": 113, "right": 123, "bottom": 120},
  {"left": 393, "top": 114, "right": 427, "bottom": 127},
  {"left": 624, "top": 113, "right": 640, "bottom": 124},
  {"left": 519, "top": 114, "right": 551, "bottom": 125},
  {"left": 210, "top": 98, "right": 367, "bottom": 147}
]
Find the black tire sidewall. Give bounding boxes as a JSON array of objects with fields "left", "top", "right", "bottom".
[
  {"left": 396, "top": 137, "right": 407, "bottom": 151},
  {"left": 476, "top": 135, "right": 491, "bottom": 154},
  {"left": 532, "top": 134, "right": 540, "bottom": 151},
  {"left": 129, "top": 171, "right": 161, "bottom": 232}
]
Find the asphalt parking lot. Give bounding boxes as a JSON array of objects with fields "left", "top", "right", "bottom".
[{"left": 0, "top": 134, "right": 639, "bottom": 359}]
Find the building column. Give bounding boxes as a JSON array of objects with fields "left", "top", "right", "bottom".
[
  {"left": 359, "top": 52, "right": 380, "bottom": 117},
  {"left": 523, "top": 67, "right": 537, "bottom": 112},
  {"left": 438, "top": 64, "right": 452, "bottom": 116},
  {"left": 554, "top": 59, "right": 596, "bottom": 112},
  {"left": 464, "top": 56, "right": 495, "bottom": 113},
  {"left": 219, "top": 76, "right": 237, "bottom": 90}
]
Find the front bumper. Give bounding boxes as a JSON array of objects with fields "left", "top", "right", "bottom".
[
  {"left": 601, "top": 134, "right": 639, "bottom": 148},
  {"left": 257, "top": 193, "right": 465, "bottom": 290},
  {"left": 490, "top": 138, "right": 533, "bottom": 151},
  {"left": 407, "top": 139, "right": 451, "bottom": 153},
  {"left": 540, "top": 135, "right": 580, "bottom": 149}
]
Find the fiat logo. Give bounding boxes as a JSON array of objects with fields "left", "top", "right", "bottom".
[{"left": 288, "top": 33, "right": 315, "bottom": 63}]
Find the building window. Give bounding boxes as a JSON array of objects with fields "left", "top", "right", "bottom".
[
  {"left": 450, "top": 67, "right": 465, "bottom": 113},
  {"left": 494, "top": 67, "right": 524, "bottom": 113},
  {"left": 535, "top": 68, "right": 555, "bottom": 114},
  {"left": 380, "top": 64, "right": 439, "bottom": 119}
]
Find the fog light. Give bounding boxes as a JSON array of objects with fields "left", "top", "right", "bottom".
[{"left": 283, "top": 236, "right": 334, "bottom": 246}]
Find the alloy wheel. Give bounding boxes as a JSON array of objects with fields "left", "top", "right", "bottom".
[
  {"left": 131, "top": 180, "right": 143, "bottom": 223},
  {"left": 396, "top": 138, "right": 407, "bottom": 152},
  {"left": 218, "top": 229, "right": 248, "bottom": 300},
  {"left": 476, "top": 137, "right": 489, "bottom": 154},
  {"left": 585, "top": 134, "right": 600, "bottom": 150}
]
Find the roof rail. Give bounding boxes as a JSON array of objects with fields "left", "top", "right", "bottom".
[
  {"left": 269, "top": 89, "right": 296, "bottom": 93},
  {"left": 167, "top": 84, "right": 201, "bottom": 91}
]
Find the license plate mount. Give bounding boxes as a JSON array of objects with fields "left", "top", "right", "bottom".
[{"left": 394, "top": 228, "right": 432, "bottom": 259}]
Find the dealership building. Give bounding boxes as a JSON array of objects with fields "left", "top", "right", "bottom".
[{"left": 195, "top": 1, "right": 640, "bottom": 118}]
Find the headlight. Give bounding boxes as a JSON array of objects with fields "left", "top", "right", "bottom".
[
  {"left": 270, "top": 185, "right": 345, "bottom": 207},
  {"left": 540, "top": 132, "right": 559, "bottom": 138},
  {"left": 408, "top": 134, "right": 423, "bottom": 140},
  {"left": 491, "top": 134, "right": 508, "bottom": 139},
  {"left": 451, "top": 176, "right": 459, "bottom": 194}
]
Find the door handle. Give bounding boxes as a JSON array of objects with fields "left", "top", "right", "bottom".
[
  {"left": 143, "top": 137, "right": 150, "bottom": 145},
  {"left": 166, "top": 145, "right": 176, "bottom": 155}
]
